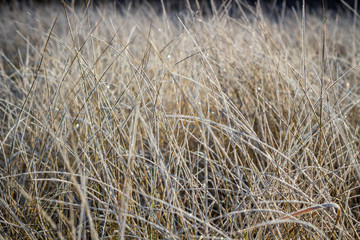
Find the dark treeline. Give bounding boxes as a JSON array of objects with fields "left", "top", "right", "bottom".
[{"left": 0, "top": 0, "right": 358, "bottom": 13}]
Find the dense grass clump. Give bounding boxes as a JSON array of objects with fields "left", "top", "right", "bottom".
[{"left": 0, "top": 1, "right": 359, "bottom": 239}]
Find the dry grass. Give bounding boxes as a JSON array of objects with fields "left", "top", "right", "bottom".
[{"left": 0, "top": 1, "right": 359, "bottom": 239}]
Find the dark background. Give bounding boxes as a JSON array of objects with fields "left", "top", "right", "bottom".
[{"left": 0, "top": 0, "right": 359, "bottom": 13}]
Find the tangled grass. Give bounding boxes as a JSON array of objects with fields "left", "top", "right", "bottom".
[{"left": 0, "top": 1, "right": 359, "bottom": 239}]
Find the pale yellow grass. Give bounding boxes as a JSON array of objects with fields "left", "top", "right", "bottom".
[{"left": 0, "top": 1, "right": 359, "bottom": 239}]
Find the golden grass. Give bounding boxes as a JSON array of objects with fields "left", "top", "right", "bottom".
[{"left": 0, "top": 1, "right": 359, "bottom": 239}]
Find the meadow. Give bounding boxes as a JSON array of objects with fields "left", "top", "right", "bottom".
[{"left": 0, "top": 1, "right": 359, "bottom": 239}]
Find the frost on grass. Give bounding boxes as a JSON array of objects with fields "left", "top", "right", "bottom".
[{"left": 0, "top": 2, "right": 359, "bottom": 239}]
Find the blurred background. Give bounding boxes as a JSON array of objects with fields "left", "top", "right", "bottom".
[{"left": 0, "top": 0, "right": 359, "bottom": 13}]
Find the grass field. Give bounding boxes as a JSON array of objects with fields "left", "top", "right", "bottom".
[{"left": 0, "top": 1, "right": 359, "bottom": 239}]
